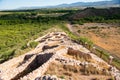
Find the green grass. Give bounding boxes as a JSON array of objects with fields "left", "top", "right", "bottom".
[
  {"left": 29, "top": 41, "right": 39, "bottom": 48},
  {"left": 60, "top": 75, "right": 65, "bottom": 79},
  {"left": 0, "top": 22, "right": 61, "bottom": 63}
]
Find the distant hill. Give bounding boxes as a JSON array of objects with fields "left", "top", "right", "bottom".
[
  {"left": 69, "top": 7, "right": 120, "bottom": 20},
  {"left": 52, "top": 0, "right": 120, "bottom": 8},
  {"left": 19, "top": 0, "right": 120, "bottom": 10}
]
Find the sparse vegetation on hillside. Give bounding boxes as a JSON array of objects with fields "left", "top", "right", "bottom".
[
  {"left": 69, "top": 7, "right": 120, "bottom": 24},
  {"left": 94, "top": 48, "right": 120, "bottom": 70}
]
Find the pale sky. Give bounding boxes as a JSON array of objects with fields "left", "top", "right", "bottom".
[{"left": 0, "top": 0, "right": 111, "bottom": 10}]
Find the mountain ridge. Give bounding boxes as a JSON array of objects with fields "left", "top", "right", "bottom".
[{"left": 19, "top": 0, "right": 120, "bottom": 10}]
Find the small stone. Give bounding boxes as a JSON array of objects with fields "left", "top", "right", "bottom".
[
  {"left": 35, "top": 77, "right": 40, "bottom": 80},
  {"left": 43, "top": 75, "right": 49, "bottom": 80},
  {"left": 51, "top": 75, "right": 57, "bottom": 80},
  {"left": 48, "top": 77, "right": 52, "bottom": 80}
]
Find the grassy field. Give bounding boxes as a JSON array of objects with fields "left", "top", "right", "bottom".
[{"left": 0, "top": 23, "right": 52, "bottom": 62}]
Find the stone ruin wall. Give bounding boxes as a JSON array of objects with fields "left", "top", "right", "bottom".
[{"left": 0, "top": 32, "right": 120, "bottom": 80}]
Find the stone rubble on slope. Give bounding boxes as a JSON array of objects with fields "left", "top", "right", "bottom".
[{"left": 0, "top": 32, "right": 119, "bottom": 80}]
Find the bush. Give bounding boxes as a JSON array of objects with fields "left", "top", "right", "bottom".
[
  {"left": 29, "top": 41, "right": 39, "bottom": 48},
  {"left": 21, "top": 44, "right": 28, "bottom": 50},
  {"left": 67, "top": 32, "right": 93, "bottom": 49},
  {"left": 77, "top": 30, "right": 81, "bottom": 33},
  {"left": 77, "top": 37, "right": 94, "bottom": 48},
  {"left": 78, "top": 21, "right": 84, "bottom": 25},
  {"left": 71, "top": 20, "right": 84, "bottom": 25},
  {"left": 60, "top": 76, "right": 65, "bottom": 79}
]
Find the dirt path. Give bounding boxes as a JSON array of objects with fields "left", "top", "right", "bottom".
[
  {"left": 67, "top": 24, "right": 73, "bottom": 32},
  {"left": 66, "top": 24, "right": 79, "bottom": 36}
]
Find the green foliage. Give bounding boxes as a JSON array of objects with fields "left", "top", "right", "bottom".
[
  {"left": 21, "top": 43, "right": 28, "bottom": 50},
  {"left": 0, "top": 9, "right": 66, "bottom": 62},
  {"left": 77, "top": 37, "right": 94, "bottom": 48},
  {"left": 60, "top": 76, "right": 65, "bottom": 79},
  {"left": 83, "top": 16, "right": 105, "bottom": 22},
  {"left": 71, "top": 20, "right": 84, "bottom": 25},
  {"left": 29, "top": 41, "right": 39, "bottom": 48},
  {"left": 69, "top": 7, "right": 120, "bottom": 24},
  {"left": 95, "top": 48, "right": 120, "bottom": 70},
  {"left": 113, "top": 58, "right": 120, "bottom": 70},
  {"left": 0, "top": 23, "right": 55, "bottom": 57},
  {"left": 0, "top": 22, "right": 60, "bottom": 62},
  {"left": 68, "top": 33, "right": 78, "bottom": 40},
  {"left": 77, "top": 30, "right": 81, "bottom": 33},
  {"left": 78, "top": 21, "right": 84, "bottom": 25},
  {"left": 0, "top": 49, "right": 15, "bottom": 63}
]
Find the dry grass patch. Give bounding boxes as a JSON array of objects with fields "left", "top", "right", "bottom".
[{"left": 72, "top": 23, "right": 120, "bottom": 58}]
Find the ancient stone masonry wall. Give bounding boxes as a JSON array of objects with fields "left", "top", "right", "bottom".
[
  {"left": 35, "top": 74, "right": 64, "bottom": 80},
  {"left": 20, "top": 53, "right": 55, "bottom": 80},
  {"left": 0, "top": 32, "right": 120, "bottom": 80},
  {"left": 0, "top": 55, "right": 36, "bottom": 80}
]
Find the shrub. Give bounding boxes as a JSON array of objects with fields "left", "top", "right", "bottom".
[
  {"left": 71, "top": 20, "right": 84, "bottom": 25},
  {"left": 78, "top": 21, "right": 84, "bottom": 25},
  {"left": 67, "top": 32, "right": 93, "bottom": 49},
  {"left": 77, "top": 30, "right": 81, "bottom": 33},
  {"left": 21, "top": 44, "right": 28, "bottom": 50},
  {"left": 60, "top": 75, "right": 65, "bottom": 79},
  {"left": 77, "top": 37, "right": 94, "bottom": 48}
]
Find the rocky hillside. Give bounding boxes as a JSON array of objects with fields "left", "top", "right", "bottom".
[
  {"left": 0, "top": 32, "right": 120, "bottom": 80},
  {"left": 69, "top": 7, "right": 120, "bottom": 20}
]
